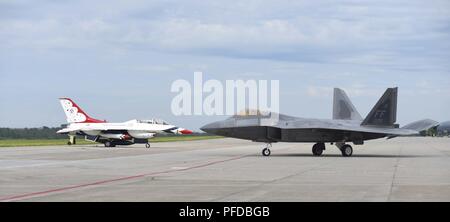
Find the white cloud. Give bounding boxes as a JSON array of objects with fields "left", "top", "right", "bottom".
[
  {"left": 306, "top": 84, "right": 394, "bottom": 99},
  {"left": 1, "top": 0, "right": 449, "bottom": 68},
  {"left": 306, "top": 86, "right": 333, "bottom": 98}
]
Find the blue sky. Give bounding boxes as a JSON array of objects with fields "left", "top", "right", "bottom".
[{"left": 0, "top": 0, "right": 449, "bottom": 130}]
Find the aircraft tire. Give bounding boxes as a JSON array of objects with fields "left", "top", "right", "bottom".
[
  {"left": 67, "top": 141, "right": 72, "bottom": 146},
  {"left": 145, "top": 143, "right": 151, "bottom": 148},
  {"left": 262, "top": 148, "right": 271, "bottom": 157},
  {"left": 341, "top": 145, "right": 353, "bottom": 157},
  {"left": 312, "top": 143, "right": 325, "bottom": 156},
  {"left": 312, "top": 147, "right": 323, "bottom": 156},
  {"left": 105, "top": 141, "right": 113, "bottom": 148}
]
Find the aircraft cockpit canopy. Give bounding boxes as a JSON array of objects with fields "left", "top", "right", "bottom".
[
  {"left": 232, "top": 109, "right": 271, "bottom": 118},
  {"left": 137, "top": 119, "right": 169, "bottom": 125}
]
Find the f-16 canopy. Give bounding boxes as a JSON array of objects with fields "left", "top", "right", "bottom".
[{"left": 133, "top": 119, "right": 170, "bottom": 125}]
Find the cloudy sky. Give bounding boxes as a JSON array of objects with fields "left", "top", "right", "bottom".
[{"left": 0, "top": 0, "right": 449, "bottom": 130}]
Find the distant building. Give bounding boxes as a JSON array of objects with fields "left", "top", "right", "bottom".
[{"left": 437, "top": 121, "right": 450, "bottom": 137}]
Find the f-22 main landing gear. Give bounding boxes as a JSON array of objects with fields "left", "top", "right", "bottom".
[
  {"left": 311, "top": 142, "right": 354, "bottom": 157},
  {"left": 312, "top": 143, "right": 325, "bottom": 156},
  {"left": 340, "top": 144, "right": 353, "bottom": 157},
  {"left": 259, "top": 142, "right": 355, "bottom": 157},
  {"left": 336, "top": 142, "right": 353, "bottom": 157},
  {"left": 262, "top": 143, "right": 272, "bottom": 157}
]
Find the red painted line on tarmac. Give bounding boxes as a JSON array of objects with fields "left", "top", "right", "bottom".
[{"left": 0, "top": 154, "right": 248, "bottom": 202}]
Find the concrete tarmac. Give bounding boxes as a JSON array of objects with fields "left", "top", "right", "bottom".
[{"left": 0, "top": 137, "right": 449, "bottom": 202}]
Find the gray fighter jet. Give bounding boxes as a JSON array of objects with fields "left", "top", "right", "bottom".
[{"left": 201, "top": 88, "right": 438, "bottom": 157}]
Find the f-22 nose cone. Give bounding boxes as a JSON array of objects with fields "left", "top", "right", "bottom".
[{"left": 200, "top": 122, "right": 220, "bottom": 134}]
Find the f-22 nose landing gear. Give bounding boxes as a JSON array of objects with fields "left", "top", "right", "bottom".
[{"left": 262, "top": 143, "right": 272, "bottom": 157}]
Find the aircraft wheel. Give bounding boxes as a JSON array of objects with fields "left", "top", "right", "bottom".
[
  {"left": 312, "top": 143, "right": 325, "bottom": 156},
  {"left": 145, "top": 143, "right": 151, "bottom": 149},
  {"left": 67, "top": 141, "right": 72, "bottom": 146},
  {"left": 262, "top": 148, "right": 271, "bottom": 157},
  {"left": 341, "top": 145, "right": 353, "bottom": 157},
  {"left": 105, "top": 141, "right": 113, "bottom": 148}
]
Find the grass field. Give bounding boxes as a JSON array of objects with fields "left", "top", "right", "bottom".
[{"left": 0, "top": 135, "right": 222, "bottom": 147}]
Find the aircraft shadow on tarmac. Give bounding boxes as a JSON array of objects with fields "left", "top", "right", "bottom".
[{"left": 252, "top": 154, "right": 437, "bottom": 158}]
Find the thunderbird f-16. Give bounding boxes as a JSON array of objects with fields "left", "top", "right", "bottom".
[
  {"left": 201, "top": 88, "right": 438, "bottom": 157},
  {"left": 57, "top": 98, "right": 192, "bottom": 148}
]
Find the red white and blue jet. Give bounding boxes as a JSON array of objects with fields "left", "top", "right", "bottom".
[{"left": 57, "top": 98, "right": 192, "bottom": 148}]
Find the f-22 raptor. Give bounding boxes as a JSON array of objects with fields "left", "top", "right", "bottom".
[{"left": 201, "top": 88, "right": 438, "bottom": 157}]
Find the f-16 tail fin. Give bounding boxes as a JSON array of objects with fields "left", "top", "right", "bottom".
[
  {"left": 361, "top": 87, "right": 398, "bottom": 127},
  {"left": 333, "top": 88, "right": 362, "bottom": 121},
  {"left": 59, "top": 98, "right": 106, "bottom": 124}
]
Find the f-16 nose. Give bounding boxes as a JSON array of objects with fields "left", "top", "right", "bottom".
[{"left": 179, "top": 129, "right": 193, "bottom": 135}]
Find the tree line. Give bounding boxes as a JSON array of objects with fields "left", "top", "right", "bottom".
[
  {"left": 0, "top": 127, "right": 66, "bottom": 139},
  {"left": 0, "top": 127, "right": 207, "bottom": 140}
]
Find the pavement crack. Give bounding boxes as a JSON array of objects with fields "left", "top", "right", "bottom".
[{"left": 387, "top": 145, "right": 402, "bottom": 202}]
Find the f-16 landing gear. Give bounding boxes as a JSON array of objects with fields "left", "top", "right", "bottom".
[
  {"left": 145, "top": 143, "right": 151, "bottom": 148},
  {"left": 67, "top": 135, "right": 76, "bottom": 146},
  {"left": 104, "top": 141, "right": 116, "bottom": 148},
  {"left": 312, "top": 143, "right": 325, "bottom": 156},
  {"left": 262, "top": 143, "right": 272, "bottom": 156}
]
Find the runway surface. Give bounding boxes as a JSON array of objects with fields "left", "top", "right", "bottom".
[{"left": 0, "top": 137, "right": 449, "bottom": 202}]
